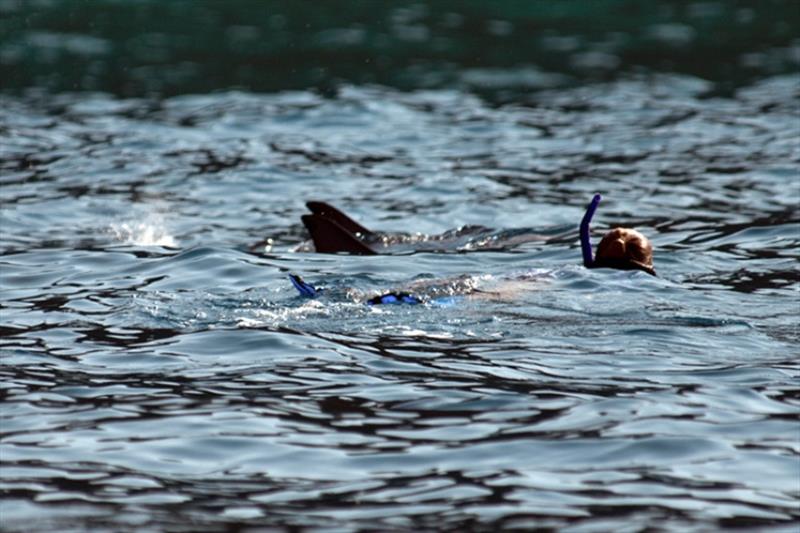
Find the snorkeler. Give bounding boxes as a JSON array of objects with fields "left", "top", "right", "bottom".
[
  {"left": 290, "top": 194, "right": 655, "bottom": 305},
  {"left": 580, "top": 194, "right": 655, "bottom": 276}
]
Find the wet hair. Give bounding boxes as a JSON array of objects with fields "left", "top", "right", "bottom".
[{"left": 593, "top": 228, "right": 656, "bottom": 276}]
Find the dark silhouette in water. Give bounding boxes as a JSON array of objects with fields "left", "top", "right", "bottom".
[
  {"left": 302, "top": 201, "right": 376, "bottom": 254},
  {"left": 300, "top": 201, "right": 547, "bottom": 255}
]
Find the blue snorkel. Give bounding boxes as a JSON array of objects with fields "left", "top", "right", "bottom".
[{"left": 580, "top": 194, "right": 601, "bottom": 268}]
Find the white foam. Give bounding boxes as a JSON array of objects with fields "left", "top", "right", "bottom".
[{"left": 110, "top": 214, "right": 177, "bottom": 247}]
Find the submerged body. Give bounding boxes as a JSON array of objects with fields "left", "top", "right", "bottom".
[
  {"left": 297, "top": 201, "right": 549, "bottom": 254},
  {"left": 290, "top": 270, "right": 549, "bottom": 308}
]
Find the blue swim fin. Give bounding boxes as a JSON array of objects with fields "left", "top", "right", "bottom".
[{"left": 289, "top": 274, "right": 320, "bottom": 298}]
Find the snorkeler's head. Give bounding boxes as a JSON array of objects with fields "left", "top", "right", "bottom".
[{"left": 593, "top": 227, "right": 655, "bottom": 276}]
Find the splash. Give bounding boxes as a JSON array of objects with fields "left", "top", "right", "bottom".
[{"left": 110, "top": 214, "right": 177, "bottom": 247}]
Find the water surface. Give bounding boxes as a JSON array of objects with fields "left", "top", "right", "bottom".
[{"left": 1, "top": 75, "right": 799, "bottom": 530}]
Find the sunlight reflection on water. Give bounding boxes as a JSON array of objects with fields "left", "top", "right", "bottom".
[{"left": 1, "top": 75, "right": 798, "bottom": 531}]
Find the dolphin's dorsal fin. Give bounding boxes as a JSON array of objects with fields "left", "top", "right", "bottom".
[
  {"left": 301, "top": 213, "right": 377, "bottom": 255},
  {"left": 306, "top": 201, "right": 373, "bottom": 237}
]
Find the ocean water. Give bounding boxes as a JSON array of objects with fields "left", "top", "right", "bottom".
[{"left": 1, "top": 75, "right": 799, "bottom": 531}]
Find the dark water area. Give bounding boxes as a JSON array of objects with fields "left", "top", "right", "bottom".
[
  {"left": 2, "top": 0, "right": 800, "bottom": 98},
  {"left": 2, "top": 1, "right": 800, "bottom": 532}
]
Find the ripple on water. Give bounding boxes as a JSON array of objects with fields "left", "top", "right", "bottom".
[{"left": 1, "top": 76, "right": 799, "bottom": 530}]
